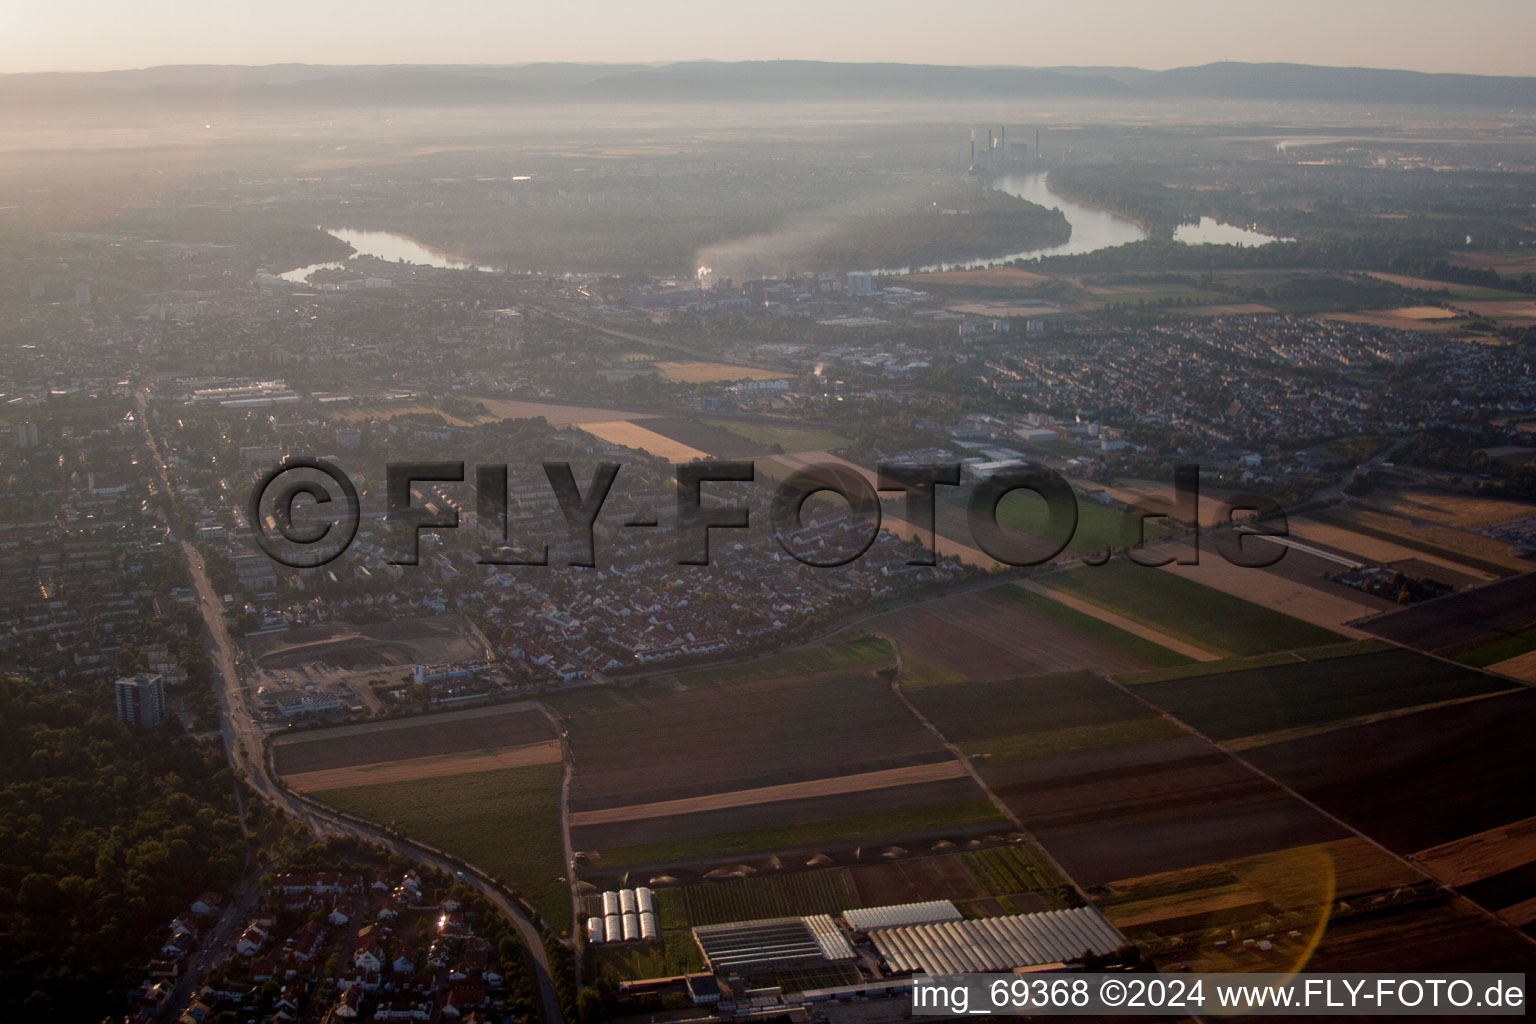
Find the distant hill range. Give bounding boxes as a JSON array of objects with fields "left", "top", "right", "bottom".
[{"left": 5, "top": 60, "right": 1536, "bottom": 108}]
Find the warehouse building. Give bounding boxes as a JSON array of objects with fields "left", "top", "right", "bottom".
[{"left": 869, "top": 906, "right": 1127, "bottom": 975}]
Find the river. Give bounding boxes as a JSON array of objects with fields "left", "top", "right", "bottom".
[
  {"left": 280, "top": 227, "right": 496, "bottom": 283},
  {"left": 280, "top": 174, "right": 1282, "bottom": 282}
]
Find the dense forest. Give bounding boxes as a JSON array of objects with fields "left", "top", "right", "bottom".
[{"left": 0, "top": 678, "right": 246, "bottom": 1019}]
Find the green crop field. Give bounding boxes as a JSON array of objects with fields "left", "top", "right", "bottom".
[
  {"left": 946, "top": 489, "right": 1177, "bottom": 557},
  {"left": 1037, "top": 560, "right": 1341, "bottom": 657},
  {"left": 907, "top": 671, "right": 1184, "bottom": 764},
  {"left": 962, "top": 845, "right": 1069, "bottom": 907},
  {"left": 703, "top": 418, "right": 850, "bottom": 453},
  {"left": 315, "top": 763, "right": 570, "bottom": 933},
  {"left": 1453, "top": 627, "right": 1536, "bottom": 668},
  {"left": 592, "top": 800, "right": 1004, "bottom": 872}
]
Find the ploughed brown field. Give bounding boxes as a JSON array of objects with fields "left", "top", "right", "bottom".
[
  {"left": 871, "top": 589, "right": 1155, "bottom": 684},
  {"left": 1363, "top": 571, "right": 1536, "bottom": 653},
  {"left": 271, "top": 702, "right": 556, "bottom": 777},
  {"left": 284, "top": 740, "right": 561, "bottom": 791},
  {"left": 1244, "top": 687, "right": 1536, "bottom": 857},
  {"left": 850, "top": 854, "right": 994, "bottom": 907},
  {"left": 990, "top": 734, "right": 1346, "bottom": 886},
  {"left": 574, "top": 777, "right": 986, "bottom": 852},
  {"left": 910, "top": 671, "right": 1347, "bottom": 886},
  {"left": 555, "top": 659, "right": 1000, "bottom": 855},
  {"left": 569, "top": 761, "right": 968, "bottom": 827},
  {"left": 559, "top": 669, "right": 949, "bottom": 811}
]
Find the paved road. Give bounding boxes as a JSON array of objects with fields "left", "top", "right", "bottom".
[{"left": 135, "top": 394, "right": 566, "bottom": 1024}]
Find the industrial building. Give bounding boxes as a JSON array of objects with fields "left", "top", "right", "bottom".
[{"left": 869, "top": 905, "right": 1127, "bottom": 974}]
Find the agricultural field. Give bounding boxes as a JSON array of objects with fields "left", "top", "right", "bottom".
[
  {"left": 1311, "top": 505, "right": 1531, "bottom": 576},
  {"left": 1287, "top": 515, "right": 1496, "bottom": 585},
  {"left": 587, "top": 801, "right": 1004, "bottom": 872},
  {"left": 1325, "top": 308, "right": 1467, "bottom": 332},
  {"left": 1415, "top": 816, "right": 1536, "bottom": 889},
  {"left": 470, "top": 396, "right": 656, "bottom": 427},
  {"left": 1097, "top": 838, "right": 1413, "bottom": 943},
  {"left": 1301, "top": 897, "right": 1536, "bottom": 972},
  {"left": 1094, "top": 837, "right": 1533, "bottom": 973},
  {"left": 1459, "top": 300, "right": 1536, "bottom": 322},
  {"left": 649, "top": 633, "right": 893, "bottom": 688},
  {"left": 954, "top": 845, "right": 1068, "bottom": 912},
  {"left": 1035, "top": 559, "right": 1343, "bottom": 658},
  {"left": 314, "top": 763, "right": 570, "bottom": 933},
  {"left": 870, "top": 584, "right": 1185, "bottom": 688},
  {"left": 966, "top": 488, "right": 1174, "bottom": 558},
  {"left": 652, "top": 361, "right": 792, "bottom": 383},
  {"left": 552, "top": 637, "right": 1005, "bottom": 867},
  {"left": 573, "top": 418, "right": 709, "bottom": 461},
  {"left": 1244, "top": 687, "right": 1536, "bottom": 859},
  {"left": 983, "top": 732, "right": 1346, "bottom": 887},
  {"left": 657, "top": 869, "right": 860, "bottom": 927},
  {"left": 1133, "top": 647, "right": 1512, "bottom": 745},
  {"left": 1455, "top": 627, "right": 1536, "bottom": 669},
  {"left": 1115, "top": 638, "right": 1395, "bottom": 686},
  {"left": 271, "top": 702, "right": 556, "bottom": 780},
  {"left": 556, "top": 657, "right": 941, "bottom": 811},
  {"left": 909, "top": 671, "right": 1343, "bottom": 886},
  {"left": 1362, "top": 572, "right": 1536, "bottom": 655},
  {"left": 1158, "top": 543, "right": 1384, "bottom": 638},
  {"left": 1486, "top": 649, "right": 1536, "bottom": 684},
  {"left": 1366, "top": 489, "right": 1536, "bottom": 531},
  {"left": 907, "top": 670, "right": 1184, "bottom": 764},
  {"left": 330, "top": 401, "right": 492, "bottom": 426},
  {"left": 636, "top": 415, "right": 775, "bottom": 458},
  {"left": 701, "top": 417, "right": 850, "bottom": 454}
]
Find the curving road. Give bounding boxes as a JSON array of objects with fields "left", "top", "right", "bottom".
[{"left": 135, "top": 393, "right": 566, "bottom": 1024}]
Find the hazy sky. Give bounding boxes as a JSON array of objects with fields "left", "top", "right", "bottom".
[{"left": 5, "top": 0, "right": 1533, "bottom": 76}]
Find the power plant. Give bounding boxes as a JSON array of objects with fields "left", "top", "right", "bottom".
[{"left": 968, "top": 124, "right": 1039, "bottom": 175}]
